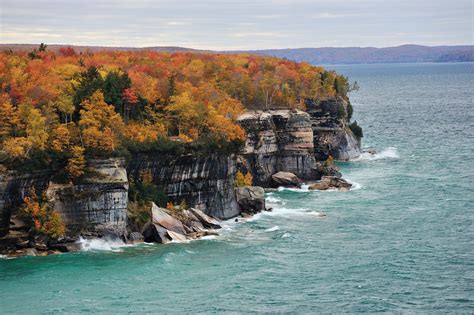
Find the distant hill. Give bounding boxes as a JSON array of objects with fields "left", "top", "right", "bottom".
[
  {"left": 1, "top": 43, "right": 472, "bottom": 64},
  {"left": 246, "top": 45, "right": 474, "bottom": 64}
]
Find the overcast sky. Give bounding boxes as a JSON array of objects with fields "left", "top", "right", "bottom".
[{"left": 1, "top": 0, "right": 472, "bottom": 50}]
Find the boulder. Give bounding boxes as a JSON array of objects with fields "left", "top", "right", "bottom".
[
  {"left": 181, "top": 210, "right": 205, "bottom": 232},
  {"left": 189, "top": 208, "right": 221, "bottom": 229},
  {"left": 235, "top": 186, "right": 266, "bottom": 214},
  {"left": 309, "top": 176, "right": 352, "bottom": 191},
  {"left": 141, "top": 222, "right": 171, "bottom": 244},
  {"left": 271, "top": 171, "right": 303, "bottom": 187},
  {"left": 167, "top": 230, "right": 187, "bottom": 242},
  {"left": 150, "top": 203, "right": 187, "bottom": 235},
  {"left": 128, "top": 232, "right": 145, "bottom": 244}
]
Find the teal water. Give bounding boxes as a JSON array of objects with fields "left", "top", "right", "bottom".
[{"left": 1, "top": 63, "right": 473, "bottom": 313}]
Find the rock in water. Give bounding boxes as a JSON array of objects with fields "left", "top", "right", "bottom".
[
  {"left": 235, "top": 186, "right": 266, "bottom": 214},
  {"left": 167, "top": 230, "right": 187, "bottom": 242},
  {"left": 189, "top": 208, "right": 221, "bottom": 229},
  {"left": 309, "top": 176, "right": 352, "bottom": 191},
  {"left": 141, "top": 222, "right": 171, "bottom": 244},
  {"left": 150, "top": 203, "right": 187, "bottom": 235},
  {"left": 271, "top": 171, "right": 303, "bottom": 187}
]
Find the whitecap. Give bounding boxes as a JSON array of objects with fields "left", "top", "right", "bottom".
[
  {"left": 281, "top": 233, "right": 291, "bottom": 238},
  {"left": 0, "top": 254, "right": 7, "bottom": 259},
  {"left": 353, "top": 147, "right": 399, "bottom": 161},
  {"left": 78, "top": 237, "right": 129, "bottom": 252},
  {"left": 265, "top": 196, "right": 285, "bottom": 204},
  {"left": 265, "top": 226, "right": 280, "bottom": 232}
]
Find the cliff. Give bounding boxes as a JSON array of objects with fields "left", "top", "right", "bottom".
[
  {"left": 0, "top": 105, "right": 361, "bottom": 252},
  {"left": 127, "top": 154, "right": 241, "bottom": 220},
  {"left": 237, "top": 109, "right": 319, "bottom": 186},
  {"left": 305, "top": 98, "right": 361, "bottom": 160},
  {"left": 46, "top": 158, "right": 128, "bottom": 237}
]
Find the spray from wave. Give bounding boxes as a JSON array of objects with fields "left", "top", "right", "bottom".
[
  {"left": 78, "top": 237, "right": 129, "bottom": 252},
  {"left": 354, "top": 147, "right": 399, "bottom": 161}
]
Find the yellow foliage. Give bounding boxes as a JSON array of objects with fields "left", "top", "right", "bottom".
[
  {"left": 79, "top": 91, "right": 124, "bottom": 152},
  {"left": 123, "top": 122, "right": 166, "bottom": 143},
  {"left": 51, "top": 124, "right": 70, "bottom": 152},
  {"left": 22, "top": 189, "right": 65, "bottom": 238},
  {"left": 166, "top": 201, "right": 175, "bottom": 211},
  {"left": 2, "top": 137, "right": 32, "bottom": 160},
  {"left": 235, "top": 170, "right": 253, "bottom": 187},
  {"left": 66, "top": 145, "right": 86, "bottom": 179}
]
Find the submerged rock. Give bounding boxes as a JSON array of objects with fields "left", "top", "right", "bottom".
[
  {"left": 271, "top": 171, "right": 303, "bottom": 187},
  {"left": 235, "top": 186, "right": 266, "bottom": 214},
  {"left": 309, "top": 176, "right": 352, "bottom": 191}
]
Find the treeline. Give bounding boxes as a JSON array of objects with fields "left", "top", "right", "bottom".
[{"left": 0, "top": 44, "right": 352, "bottom": 178}]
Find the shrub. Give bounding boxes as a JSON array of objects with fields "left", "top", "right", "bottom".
[
  {"left": 127, "top": 201, "right": 151, "bottom": 232},
  {"left": 21, "top": 189, "right": 65, "bottom": 238},
  {"left": 349, "top": 121, "right": 363, "bottom": 139},
  {"left": 235, "top": 170, "right": 253, "bottom": 187}
]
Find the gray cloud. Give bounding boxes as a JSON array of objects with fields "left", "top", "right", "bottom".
[{"left": 0, "top": 0, "right": 472, "bottom": 49}]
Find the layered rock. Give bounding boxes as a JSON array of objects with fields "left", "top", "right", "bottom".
[
  {"left": 305, "top": 98, "right": 361, "bottom": 160},
  {"left": 237, "top": 109, "right": 319, "bottom": 186},
  {"left": 128, "top": 154, "right": 241, "bottom": 220},
  {"left": 46, "top": 158, "right": 128, "bottom": 237},
  {"left": 0, "top": 169, "right": 51, "bottom": 237}
]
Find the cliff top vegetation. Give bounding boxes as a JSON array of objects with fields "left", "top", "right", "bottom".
[{"left": 0, "top": 44, "right": 352, "bottom": 177}]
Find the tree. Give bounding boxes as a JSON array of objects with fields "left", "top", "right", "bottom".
[
  {"left": 79, "top": 91, "right": 124, "bottom": 153},
  {"left": 72, "top": 66, "right": 103, "bottom": 120},
  {"left": 102, "top": 70, "right": 131, "bottom": 115},
  {"left": 66, "top": 145, "right": 85, "bottom": 179}
]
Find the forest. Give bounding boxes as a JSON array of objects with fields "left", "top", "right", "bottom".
[{"left": 0, "top": 44, "right": 352, "bottom": 178}]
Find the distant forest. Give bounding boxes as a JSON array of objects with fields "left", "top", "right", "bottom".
[{"left": 2, "top": 44, "right": 473, "bottom": 64}]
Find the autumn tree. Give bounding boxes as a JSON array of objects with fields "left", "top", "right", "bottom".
[
  {"left": 79, "top": 91, "right": 124, "bottom": 153},
  {"left": 66, "top": 145, "right": 86, "bottom": 179}
]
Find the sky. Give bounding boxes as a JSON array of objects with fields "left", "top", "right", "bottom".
[{"left": 0, "top": 0, "right": 472, "bottom": 50}]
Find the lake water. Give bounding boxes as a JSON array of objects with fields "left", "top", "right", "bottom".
[{"left": 1, "top": 63, "right": 473, "bottom": 313}]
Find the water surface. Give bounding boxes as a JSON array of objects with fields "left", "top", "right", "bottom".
[{"left": 1, "top": 63, "right": 473, "bottom": 313}]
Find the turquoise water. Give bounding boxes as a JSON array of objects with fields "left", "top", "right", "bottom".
[{"left": 1, "top": 63, "right": 473, "bottom": 313}]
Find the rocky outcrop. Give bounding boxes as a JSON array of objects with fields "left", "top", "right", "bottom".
[
  {"left": 309, "top": 176, "right": 352, "bottom": 191},
  {"left": 271, "top": 171, "right": 303, "bottom": 188},
  {"left": 237, "top": 109, "right": 319, "bottom": 186},
  {"left": 128, "top": 154, "right": 241, "bottom": 220},
  {"left": 305, "top": 98, "right": 361, "bottom": 160},
  {"left": 141, "top": 203, "right": 221, "bottom": 244},
  {"left": 46, "top": 158, "right": 128, "bottom": 237},
  {"left": 235, "top": 186, "right": 265, "bottom": 214}
]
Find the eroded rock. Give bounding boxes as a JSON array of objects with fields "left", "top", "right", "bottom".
[
  {"left": 309, "top": 176, "right": 352, "bottom": 191},
  {"left": 271, "top": 171, "right": 303, "bottom": 187},
  {"left": 235, "top": 186, "right": 265, "bottom": 214}
]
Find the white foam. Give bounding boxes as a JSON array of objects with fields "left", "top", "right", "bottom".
[
  {"left": 266, "top": 196, "right": 285, "bottom": 204},
  {"left": 353, "top": 147, "right": 399, "bottom": 161},
  {"left": 277, "top": 184, "right": 310, "bottom": 192},
  {"left": 0, "top": 254, "right": 7, "bottom": 259},
  {"left": 265, "top": 226, "right": 280, "bottom": 232},
  {"left": 78, "top": 237, "right": 129, "bottom": 252}
]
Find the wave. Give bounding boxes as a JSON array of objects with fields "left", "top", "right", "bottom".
[
  {"left": 353, "top": 147, "right": 399, "bottom": 161},
  {"left": 78, "top": 237, "right": 130, "bottom": 252},
  {"left": 265, "top": 226, "right": 280, "bottom": 232}
]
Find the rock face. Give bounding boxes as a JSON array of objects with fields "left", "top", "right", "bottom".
[
  {"left": 235, "top": 186, "right": 266, "bottom": 214},
  {"left": 305, "top": 98, "right": 361, "bottom": 161},
  {"left": 0, "top": 169, "right": 51, "bottom": 237},
  {"left": 128, "top": 154, "right": 241, "bottom": 220},
  {"left": 237, "top": 109, "right": 319, "bottom": 186},
  {"left": 46, "top": 158, "right": 128, "bottom": 237}
]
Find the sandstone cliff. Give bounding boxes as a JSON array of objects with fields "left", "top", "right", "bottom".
[
  {"left": 237, "top": 109, "right": 319, "bottom": 186},
  {"left": 305, "top": 98, "right": 361, "bottom": 160}
]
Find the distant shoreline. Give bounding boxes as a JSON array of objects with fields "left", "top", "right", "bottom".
[{"left": 1, "top": 43, "right": 473, "bottom": 64}]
